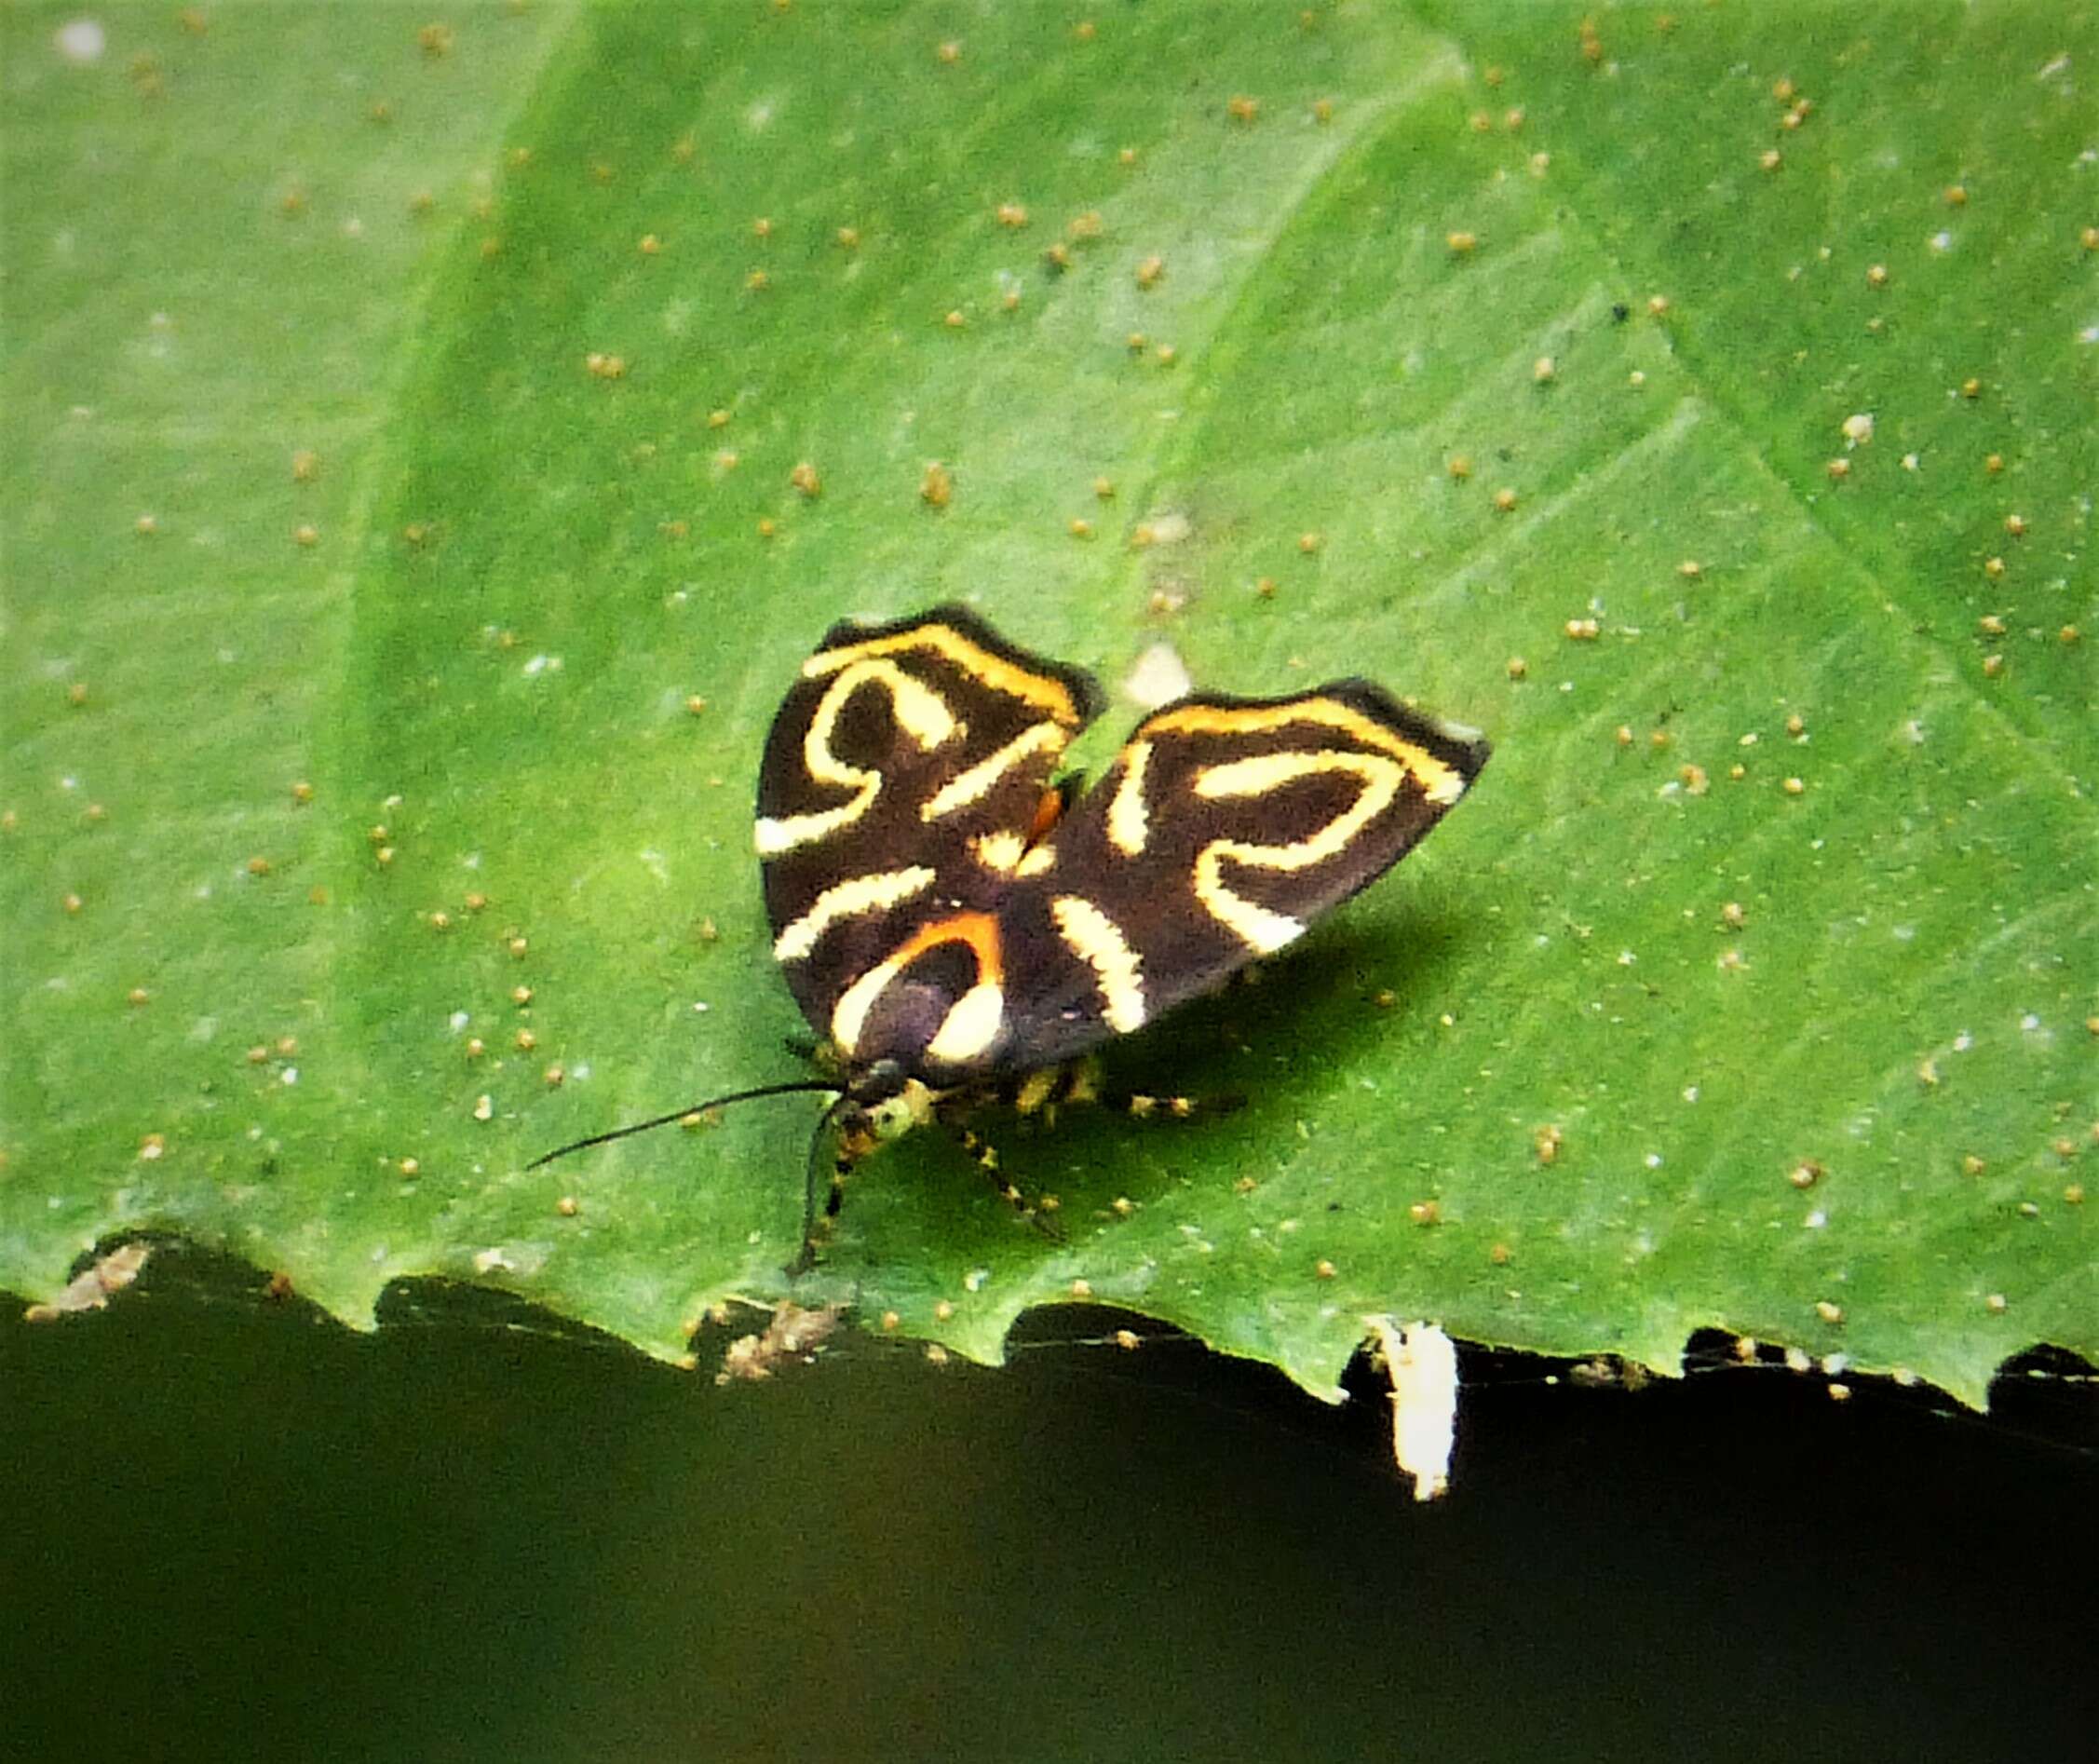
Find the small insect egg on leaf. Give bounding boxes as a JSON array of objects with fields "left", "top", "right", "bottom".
[
  {"left": 1409, "top": 1201, "right": 1442, "bottom": 1227},
  {"left": 1760, "top": 149, "right": 1781, "bottom": 170},
  {"left": 1533, "top": 1124, "right": 1563, "bottom": 1164},
  {"left": 752, "top": 216, "right": 772, "bottom": 239},
  {"left": 1505, "top": 656, "right": 1527, "bottom": 679},
  {"left": 995, "top": 201, "right": 1027, "bottom": 227},
  {"left": 1984, "top": 1293, "right": 2007, "bottom": 1314},
  {"left": 1493, "top": 487, "right": 1518, "bottom": 511},
  {"left": 1981, "top": 653, "right": 2005, "bottom": 677},
  {"left": 466, "top": 1037, "right": 486, "bottom": 1059},
  {"left": 1043, "top": 240, "right": 1072, "bottom": 270},
  {"left": 556, "top": 1195, "right": 579, "bottom": 1217},
  {"left": 1135, "top": 254, "right": 1164, "bottom": 288},
  {"left": 1978, "top": 614, "right": 2006, "bottom": 636},
  {"left": 1228, "top": 94, "right": 1259, "bottom": 123},
  {"left": 135, "top": 514, "right": 159, "bottom": 536},
  {"left": 126, "top": 986, "right": 150, "bottom": 1007},
  {"left": 1841, "top": 413, "right": 1874, "bottom": 444},
  {"left": 1067, "top": 210, "right": 1103, "bottom": 240},
  {"left": 1865, "top": 264, "right": 1889, "bottom": 287},
  {"left": 1068, "top": 518, "right": 1092, "bottom": 539},
  {"left": 510, "top": 984, "right": 533, "bottom": 1006},
  {"left": 508, "top": 936, "right": 529, "bottom": 957},
  {"left": 2003, "top": 514, "right": 2026, "bottom": 536},
  {"left": 1111, "top": 1196, "right": 1136, "bottom": 1217},
  {"left": 1534, "top": 356, "right": 1556, "bottom": 383},
  {"left": 1117, "top": 145, "right": 1138, "bottom": 166},
  {"left": 1315, "top": 1258, "right": 1337, "bottom": 1280},
  {"left": 543, "top": 1065, "right": 564, "bottom": 1088},
  {"left": 2061, "top": 625, "right": 2081, "bottom": 645},
  {"left": 247, "top": 1044, "right": 270, "bottom": 1065},
  {"left": 397, "top": 1156, "right": 421, "bottom": 1178},
  {"left": 920, "top": 461, "right": 952, "bottom": 507},
  {"left": 428, "top": 910, "right": 453, "bottom": 932},
  {"left": 1614, "top": 725, "right": 1633, "bottom": 746},
  {"left": 933, "top": 1298, "right": 955, "bottom": 1322},
  {"left": 1982, "top": 555, "right": 2005, "bottom": 578},
  {"left": 936, "top": 39, "right": 960, "bottom": 62},
  {"left": 246, "top": 855, "right": 272, "bottom": 876},
  {"left": 789, "top": 461, "right": 820, "bottom": 497},
  {"left": 139, "top": 1133, "right": 167, "bottom": 1160},
  {"left": 1984, "top": 452, "right": 2003, "bottom": 473},
  {"left": 276, "top": 1036, "right": 298, "bottom": 1057},
  {"left": 1564, "top": 617, "right": 1599, "bottom": 641},
  {"left": 515, "top": 1029, "right": 537, "bottom": 1052},
  {"left": 756, "top": 517, "right": 777, "bottom": 539},
  {"left": 744, "top": 269, "right": 768, "bottom": 292},
  {"left": 472, "top": 1094, "right": 493, "bottom": 1121},
  {"left": 291, "top": 449, "right": 319, "bottom": 482},
  {"left": 1446, "top": 230, "right": 1478, "bottom": 255}
]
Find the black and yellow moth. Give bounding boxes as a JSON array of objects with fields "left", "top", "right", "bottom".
[{"left": 535, "top": 604, "right": 1489, "bottom": 1273}]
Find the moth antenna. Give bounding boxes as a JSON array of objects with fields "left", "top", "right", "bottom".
[
  {"left": 788, "top": 1093, "right": 856, "bottom": 1280},
  {"left": 524, "top": 1079, "right": 841, "bottom": 1170}
]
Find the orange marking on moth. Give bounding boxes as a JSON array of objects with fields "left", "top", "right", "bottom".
[
  {"left": 1025, "top": 785, "right": 1069, "bottom": 846},
  {"left": 885, "top": 909, "right": 1006, "bottom": 988}
]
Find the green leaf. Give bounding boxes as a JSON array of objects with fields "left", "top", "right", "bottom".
[{"left": 6, "top": 2, "right": 2092, "bottom": 1409}]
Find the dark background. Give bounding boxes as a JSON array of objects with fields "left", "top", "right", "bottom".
[{"left": 4, "top": 1246, "right": 2092, "bottom": 1763}]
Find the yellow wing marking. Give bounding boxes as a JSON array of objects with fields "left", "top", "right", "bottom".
[
  {"left": 1188, "top": 750, "right": 1405, "bottom": 954},
  {"left": 806, "top": 622, "right": 1087, "bottom": 724},
  {"left": 922, "top": 720, "right": 1069, "bottom": 821},
  {"left": 1106, "top": 739, "right": 1153, "bottom": 856},
  {"left": 1050, "top": 895, "right": 1146, "bottom": 1033},
  {"left": 772, "top": 865, "right": 938, "bottom": 963},
  {"left": 831, "top": 911, "right": 1007, "bottom": 1065},
  {"left": 1143, "top": 699, "right": 1469, "bottom": 807},
  {"left": 969, "top": 831, "right": 1027, "bottom": 874},
  {"left": 754, "top": 659, "right": 956, "bottom": 856}
]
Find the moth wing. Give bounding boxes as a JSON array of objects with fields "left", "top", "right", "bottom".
[
  {"left": 756, "top": 605, "right": 1103, "bottom": 1039},
  {"left": 989, "top": 682, "right": 1490, "bottom": 1071}
]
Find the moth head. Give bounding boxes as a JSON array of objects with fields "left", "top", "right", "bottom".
[{"left": 840, "top": 1060, "right": 936, "bottom": 1151}]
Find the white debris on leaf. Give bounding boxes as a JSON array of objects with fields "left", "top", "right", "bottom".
[
  {"left": 1365, "top": 1316, "right": 1458, "bottom": 1501},
  {"left": 1122, "top": 642, "right": 1193, "bottom": 711},
  {"left": 23, "top": 1242, "right": 149, "bottom": 1321}
]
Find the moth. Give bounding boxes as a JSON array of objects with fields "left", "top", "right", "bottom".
[{"left": 535, "top": 605, "right": 1489, "bottom": 1273}]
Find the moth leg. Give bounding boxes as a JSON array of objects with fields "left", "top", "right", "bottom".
[
  {"left": 944, "top": 1119, "right": 1065, "bottom": 1245},
  {"left": 1100, "top": 1091, "right": 1247, "bottom": 1122},
  {"left": 1017, "top": 1059, "right": 1245, "bottom": 1125}
]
